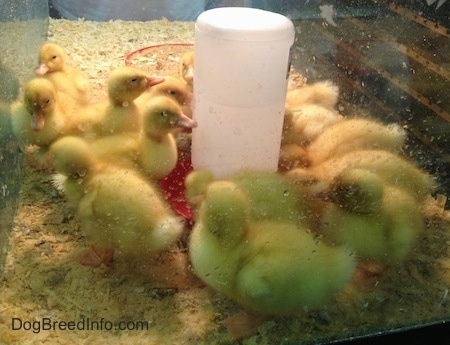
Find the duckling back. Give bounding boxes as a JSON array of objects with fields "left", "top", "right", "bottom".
[
  {"left": 307, "top": 118, "right": 406, "bottom": 166},
  {"left": 49, "top": 135, "right": 184, "bottom": 256},
  {"left": 319, "top": 169, "right": 424, "bottom": 263}
]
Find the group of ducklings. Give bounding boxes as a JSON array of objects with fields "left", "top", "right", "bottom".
[
  {"left": 10, "top": 42, "right": 196, "bottom": 265},
  {"left": 185, "top": 73, "right": 435, "bottom": 315},
  {"left": 9, "top": 41, "right": 436, "bottom": 317}
]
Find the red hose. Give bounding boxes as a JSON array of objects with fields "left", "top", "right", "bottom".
[{"left": 125, "top": 43, "right": 194, "bottom": 65}]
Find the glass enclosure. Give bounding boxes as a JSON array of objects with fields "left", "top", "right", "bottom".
[{"left": 0, "top": 0, "right": 449, "bottom": 344}]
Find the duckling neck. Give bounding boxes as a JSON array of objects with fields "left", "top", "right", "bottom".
[{"left": 144, "top": 131, "right": 171, "bottom": 143}]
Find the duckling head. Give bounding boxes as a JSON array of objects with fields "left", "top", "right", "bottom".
[
  {"left": 180, "top": 50, "right": 194, "bottom": 85},
  {"left": 23, "top": 78, "right": 57, "bottom": 131},
  {"left": 142, "top": 95, "right": 197, "bottom": 137},
  {"left": 49, "top": 136, "right": 95, "bottom": 179},
  {"left": 107, "top": 66, "right": 164, "bottom": 106},
  {"left": 185, "top": 169, "right": 215, "bottom": 211},
  {"left": 36, "top": 42, "right": 67, "bottom": 75},
  {"left": 149, "top": 75, "right": 193, "bottom": 107}
]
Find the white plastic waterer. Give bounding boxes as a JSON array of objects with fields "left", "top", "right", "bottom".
[{"left": 191, "top": 7, "right": 295, "bottom": 178}]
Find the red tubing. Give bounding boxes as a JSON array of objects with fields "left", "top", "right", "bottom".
[{"left": 125, "top": 43, "right": 194, "bottom": 65}]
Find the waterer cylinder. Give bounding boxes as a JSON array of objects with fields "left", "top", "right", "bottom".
[{"left": 191, "top": 7, "right": 295, "bottom": 178}]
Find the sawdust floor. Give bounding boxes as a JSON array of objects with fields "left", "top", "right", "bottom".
[{"left": 1, "top": 18, "right": 450, "bottom": 345}]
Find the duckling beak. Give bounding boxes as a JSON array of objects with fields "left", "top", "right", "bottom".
[
  {"left": 146, "top": 76, "right": 165, "bottom": 88},
  {"left": 31, "top": 111, "right": 45, "bottom": 131},
  {"left": 185, "top": 68, "right": 194, "bottom": 84},
  {"left": 177, "top": 113, "right": 197, "bottom": 129},
  {"left": 35, "top": 63, "right": 49, "bottom": 75}
]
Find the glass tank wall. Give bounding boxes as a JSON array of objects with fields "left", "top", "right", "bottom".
[
  {"left": 0, "top": 0, "right": 48, "bottom": 279},
  {"left": 0, "top": 0, "right": 449, "bottom": 344}
]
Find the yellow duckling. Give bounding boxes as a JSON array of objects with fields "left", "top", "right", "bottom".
[
  {"left": 317, "top": 168, "right": 424, "bottom": 263},
  {"left": 282, "top": 104, "right": 343, "bottom": 147},
  {"left": 48, "top": 135, "right": 184, "bottom": 264},
  {"left": 286, "top": 149, "right": 435, "bottom": 200},
  {"left": 69, "top": 95, "right": 196, "bottom": 180},
  {"left": 306, "top": 118, "right": 407, "bottom": 166},
  {"left": 179, "top": 50, "right": 194, "bottom": 90},
  {"left": 63, "top": 66, "right": 163, "bottom": 139},
  {"left": 188, "top": 180, "right": 355, "bottom": 315},
  {"left": 96, "top": 66, "right": 165, "bottom": 136},
  {"left": 285, "top": 80, "right": 339, "bottom": 112},
  {"left": 136, "top": 75, "right": 193, "bottom": 118},
  {"left": 138, "top": 95, "right": 197, "bottom": 180},
  {"left": 11, "top": 78, "right": 69, "bottom": 150},
  {"left": 35, "top": 41, "right": 91, "bottom": 106}
]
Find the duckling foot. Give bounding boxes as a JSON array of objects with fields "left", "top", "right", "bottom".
[
  {"left": 75, "top": 245, "right": 115, "bottom": 267},
  {"left": 219, "top": 311, "right": 266, "bottom": 341}
]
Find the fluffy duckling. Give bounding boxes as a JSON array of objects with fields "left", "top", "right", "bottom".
[
  {"left": 136, "top": 75, "right": 193, "bottom": 118},
  {"left": 317, "top": 168, "right": 424, "bottom": 263},
  {"left": 138, "top": 95, "right": 197, "bottom": 179},
  {"left": 285, "top": 80, "right": 339, "bottom": 112},
  {"left": 185, "top": 169, "right": 310, "bottom": 226},
  {"left": 188, "top": 180, "right": 355, "bottom": 315},
  {"left": 68, "top": 95, "right": 196, "bottom": 180},
  {"left": 11, "top": 78, "right": 69, "bottom": 151},
  {"left": 179, "top": 50, "right": 194, "bottom": 90},
  {"left": 97, "top": 66, "right": 165, "bottom": 136},
  {"left": 286, "top": 149, "right": 435, "bottom": 200},
  {"left": 306, "top": 118, "right": 407, "bottom": 166},
  {"left": 282, "top": 104, "right": 343, "bottom": 147},
  {"left": 35, "top": 41, "right": 90, "bottom": 106},
  {"left": 68, "top": 66, "right": 164, "bottom": 138},
  {"left": 48, "top": 135, "right": 184, "bottom": 263}
]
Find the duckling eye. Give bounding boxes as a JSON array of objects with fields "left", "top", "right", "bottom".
[
  {"left": 130, "top": 78, "right": 138, "bottom": 84},
  {"left": 45, "top": 98, "right": 51, "bottom": 104},
  {"left": 160, "top": 111, "right": 168, "bottom": 118},
  {"left": 52, "top": 55, "right": 57, "bottom": 60},
  {"left": 167, "top": 89, "right": 176, "bottom": 95}
]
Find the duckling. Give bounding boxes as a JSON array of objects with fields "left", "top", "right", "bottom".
[
  {"left": 285, "top": 80, "right": 339, "bottom": 112},
  {"left": 278, "top": 143, "right": 311, "bottom": 172},
  {"left": 96, "top": 66, "right": 165, "bottom": 136},
  {"left": 286, "top": 149, "right": 435, "bottom": 200},
  {"left": 179, "top": 50, "right": 194, "bottom": 90},
  {"left": 306, "top": 118, "right": 407, "bottom": 166},
  {"left": 188, "top": 180, "right": 355, "bottom": 315},
  {"left": 48, "top": 135, "right": 184, "bottom": 263},
  {"left": 66, "top": 66, "right": 164, "bottom": 139},
  {"left": 139, "top": 95, "right": 197, "bottom": 180},
  {"left": 317, "top": 168, "right": 424, "bottom": 263},
  {"left": 136, "top": 75, "right": 193, "bottom": 118},
  {"left": 68, "top": 95, "right": 196, "bottom": 180},
  {"left": 11, "top": 78, "right": 69, "bottom": 150},
  {"left": 35, "top": 41, "right": 90, "bottom": 106},
  {"left": 282, "top": 104, "right": 343, "bottom": 147},
  {"left": 186, "top": 169, "right": 310, "bottom": 226}
]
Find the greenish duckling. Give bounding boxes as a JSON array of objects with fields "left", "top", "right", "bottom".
[
  {"left": 188, "top": 179, "right": 356, "bottom": 315},
  {"left": 186, "top": 169, "right": 312, "bottom": 226},
  {"left": 317, "top": 168, "right": 424, "bottom": 263}
]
